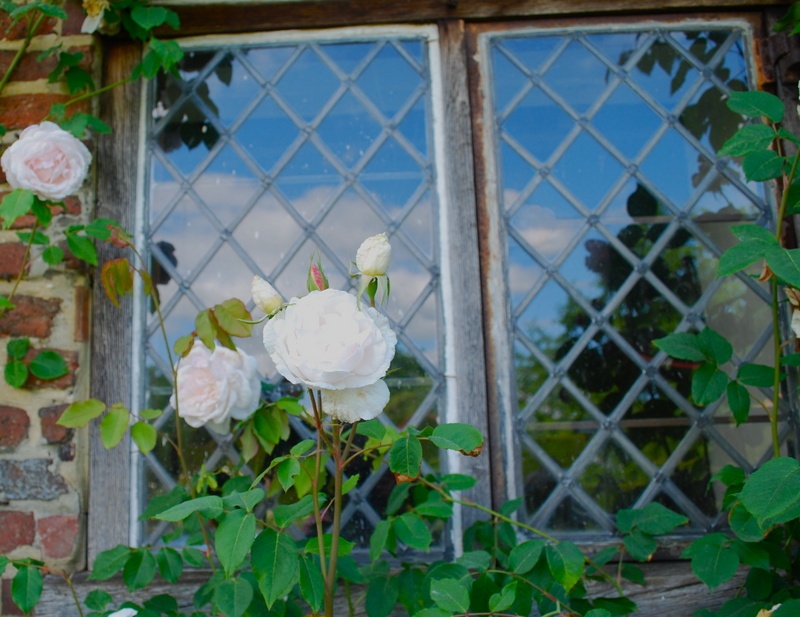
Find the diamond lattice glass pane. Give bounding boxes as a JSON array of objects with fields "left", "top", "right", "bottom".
[
  {"left": 491, "top": 25, "right": 778, "bottom": 535},
  {"left": 140, "top": 33, "right": 442, "bottom": 547}
]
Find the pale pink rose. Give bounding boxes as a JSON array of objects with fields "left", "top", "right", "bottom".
[
  {"left": 170, "top": 342, "right": 261, "bottom": 434},
  {"left": 356, "top": 233, "right": 391, "bottom": 277},
  {"left": 1, "top": 122, "right": 92, "bottom": 201},
  {"left": 263, "top": 289, "right": 396, "bottom": 391},
  {"left": 321, "top": 380, "right": 390, "bottom": 423}
]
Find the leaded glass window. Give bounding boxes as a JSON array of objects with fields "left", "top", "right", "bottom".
[
  {"left": 478, "top": 23, "right": 794, "bottom": 537},
  {"left": 136, "top": 27, "right": 448, "bottom": 547}
]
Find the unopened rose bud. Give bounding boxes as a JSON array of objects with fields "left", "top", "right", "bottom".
[
  {"left": 307, "top": 256, "right": 329, "bottom": 292},
  {"left": 356, "top": 233, "right": 391, "bottom": 277},
  {"left": 251, "top": 276, "right": 282, "bottom": 314}
]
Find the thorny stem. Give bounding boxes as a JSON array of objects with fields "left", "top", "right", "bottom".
[
  {"left": 64, "top": 573, "right": 85, "bottom": 617},
  {"left": 0, "top": 12, "right": 46, "bottom": 98},
  {"left": 0, "top": 219, "right": 39, "bottom": 321},
  {"left": 324, "top": 421, "right": 344, "bottom": 617},
  {"left": 310, "top": 391, "right": 329, "bottom": 585}
]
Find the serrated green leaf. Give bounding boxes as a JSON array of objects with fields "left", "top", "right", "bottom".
[
  {"left": 66, "top": 233, "right": 97, "bottom": 265},
  {"left": 304, "top": 533, "right": 354, "bottom": 557},
  {"left": 155, "top": 495, "right": 223, "bottom": 522},
  {"left": 741, "top": 457, "right": 800, "bottom": 527},
  {"left": 630, "top": 502, "right": 688, "bottom": 535},
  {"left": 58, "top": 399, "right": 106, "bottom": 427},
  {"left": 100, "top": 406, "right": 129, "bottom": 449},
  {"left": 213, "top": 578, "right": 253, "bottom": 617},
  {"left": 682, "top": 534, "right": 739, "bottom": 589},
  {"left": 766, "top": 245, "right": 800, "bottom": 288},
  {"left": 414, "top": 497, "right": 452, "bottom": 519},
  {"left": 42, "top": 245, "right": 64, "bottom": 265},
  {"left": 429, "top": 578, "right": 470, "bottom": 613},
  {"left": 156, "top": 547, "right": 183, "bottom": 584},
  {"left": 0, "top": 189, "right": 34, "bottom": 229},
  {"left": 489, "top": 581, "right": 517, "bottom": 612},
  {"left": 342, "top": 473, "right": 359, "bottom": 495},
  {"left": 429, "top": 423, "right": 483, "bottom": 455},
  {"left": 83, "top": 589, "right": 113, "bottom": 611},
  {"left": 653, "top": 331, "right": 706, "bottom": 362},
  {"left": 623, "top": 528, "right": 658, "bottom": 561},
  {"left": 393, "top": 512, "right": 432, "bottom": 551},
  {"left": 727, "top": 90, "right": 784, "bottom": 123},
  {"left": 692, "top": 364, "right": 728, "bottom": 406},
  {"left": 252, "top": 528, "right": 298, "bottom": 608},
  {"left": 122, "top": 550, "right": 156, "bottom": 591},
  {"left": 212, "top": 301, "right": 251, "bottom": 338},
  {"left": 357, "top": 418, "right": 387, "bottom": 440},
  {"left": 545, "top": 541, "right": 585, "bottom": 591},
  {"left": 11, "top": 565, "right": 42, "bottom": 614},
  {"left": 273, "top": 493, "right": 321, "bottom": 529},
  {"left": 737, "top": 363, "right": 776, "bottom": 388},
  {"left": 718, "top": 124, "right": 776, "bottom": 157},
  {"left": 0, "top": 295, "right": 14, "bottom": 310},
  {"left": 366, "top": 573, "right": 399, "bottom": 617},
  {"left": 90, "top": 545, "right": 131, "bottom": 580},
  {"left": 29, "top": 350, "right": 68, "bottom": 380},
  {"left": 743, "top": 149, "right": 784, "bottom": 181},
  {"left": 290, "top": 439, "right": 315, "bottom": 456},
  {"left": 4, "top": 358, "right": 27, "bottom": 389},
  {"left": 298, "top": 554, "right": 325, "bottom": 613},
  {"left": 369, "top": 519, "right": 391, "bottom": 562},
  {"left": 276, "top": 457, "right": 300, "bottom": 491},
  {"left": 508, "top": 539, "right": 544, "bottom": 574},
  {"left": 698, "top": 327, "right": 733, "bottom": 366},
  {"left": 729, "top": 503, "right": 767, "bottom": 542},
  {"left": 388, "top": 435, "right": 422, "bottom": 479},
  {"left": 215, "top": 509, "right": 256, "bottom": 577},
  {"left": 726, "top": 381, "right": 750, "bottom": 425}
]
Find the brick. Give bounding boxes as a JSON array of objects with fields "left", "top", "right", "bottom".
[
  {"left": 0, "top": 46, "right": 94, "bottom": 82},
  {"left": 0, "top": 295, "right": 62, "bottom": 338},
  {"left": 0, "top": 94, "right": 91, "bottom": 131},
  {"left": 38, "top": 404, "right": 71, "bottom": 444},
  {"left": 1, "top": 578, "right": 24, "bottom": 616},
  {"left": 0, "top": 14, "right": 57, "bottom": 39},
  {"left": 0, "top": 243, "right": 28, "bottom": 280},
  {"left": 0, "top": 406, "right": 29, "bottom": 450},
  {"left": 0, "top": 458, "right": 67, "bottom": 500},
  {"left": 0, "top": 510, "right": 35, "bottom": 553},
  {"left": 23, "top": 348, "right": 78, "bottom": 390},
  {"left": 58, "top": 441, "right": 75, "bottom": 461},
  {"left": 38, "top": 514, "right": 79, "bottom": 559},
  {"left": 61, "top": 0, "right": 93, "bottom": 36}
]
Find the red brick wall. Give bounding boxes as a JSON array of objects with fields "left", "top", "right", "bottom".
[{"left": 0, "top": 1, "right": 98, "bottom": 614}]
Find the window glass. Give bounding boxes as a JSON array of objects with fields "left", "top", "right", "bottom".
[
  {"left": 485, "top": 25, "right": 783, "bottom": 534},
  {"left": 139, "top": 31, "right": 445, "bottom": 547}
]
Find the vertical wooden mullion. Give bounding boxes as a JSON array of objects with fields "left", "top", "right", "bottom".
[
  {"left": 437, "top": 19, "right": 493, "bottom": 528},
  {"left": 89, "top": 40, "right": 143, "bottom": 565}
]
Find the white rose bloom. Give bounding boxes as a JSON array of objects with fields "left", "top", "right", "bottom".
[
  {"left": 108, "top": 609, "right": 138, "bottom": 617},
  {"left": 1, "top": 122, "right": 92, "bottom": 201},
  {"left": 321, "top": 380, "right": 390, "bottom": 423},
  {"left": 263, "top": 289, "right": 396, "bottom": 391},
  {"left": 251, "top": 275, "right": 283, "bottom": 314},
  {"left": 170, "top": 342, "right": 261, "bottom": 434},
  {"left": 356, "top": 233, "right": 391, "bottom": 277}
]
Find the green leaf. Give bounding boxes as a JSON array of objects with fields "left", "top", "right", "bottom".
[
  {"left": 388, "top": 435, "right": 422, "bottom": 479},
  {"left": 429, "top": 578, "right": 470, "bottom": 614},
  {"left": 718, "top": 124, "right": 776, "bottom": 157},
  {"left": 357, "top": 418, "right": 387, "bottom": 440},
  {"left": 726, "top": 90, "right": 784, "bottom": 123},
  {"left": 215, "top": 509, "right": 256, "bottom": 577},
  {"left": 276, "top": 457, "right": 300, "bottom": 491},
  {"left": 726, "top": 381, "right": 750, "bottom": 426},
  {"left": 0, "top": 189, "right": 34, "bottom": 229},
  {"left": 718, "top": 239, "right": 774, "bottom": 277},
  {"left": 194, "top": 310, "right": 215, "bottom": 350},
  {"left": 100, "top": 405, "right": 129, "bottom": 449},
  {"left": 83, "top": 589, "right": 113, "bottom": 611},
  {"left": 414, "top": 497, "right": 452, "bottom": 519},
  {"left": 366, "top": 574, "right": 399, "bottom": 617},
  {"left": 290, "top": 439, "right": 315, "bottom": 456},
  {"left": 4, "top": 360, "right": 27, "bottom": 388},
  {"left": 131, "top": 5, "right": 172, "bottom": 30},
  {"left": 182, "top": 547, "right": 206, "bottom": 567},
  {"left": 275, "top": 397, "right": 304, "bottom": 415},
  {"left": 252, "top": 528, "right": 298, "bottom": 608},
  {"left": 122, "top": 550, "right": 156, "bottom": 591},
  {"left": 585, "top": 611, "right": 613, "bottom": 617},
  {"left": 0, "top": 296, "right": 14, "bottom": 310},
  {"left": 304, "top": 533, "right": 354, "bottom": 557},
  {"left": 155, "top": 495, "right": 224, "bottom": 522},
  {"left": 545, "top": 541, "right": 585, "bottom": 591},
  {"left": 740, "top": 457, "right": 800, "bottom": 527},
  {"left": 90, "top": 545, "right": 131, "bottom": 580},
  {"left": 729, "top": 503, "right": 767, "bottom": 542},
  {"left": 456, "top": 550, "right": 491, "bottom": 570},
  {"left": 623, "top": 528, "right": 658, "bottom": 561},
  {"left": 369, "top": 519, "right": 392, "bottom": 561},
  {"left": 737, "top": 363, "right": 776, "bottom": 388},
  {"left": 653, "top": 331, "right": 706, "bottom": 362},
  {"left": 508, "top": 539, "right": 545, "bottom": 574},
  {"left": 41, "top": 245, "right": 64, "bottom": 265},
  {"left": 393, "top": 512, "right": 432, "bottom": 551},
  {"left": 766, "top": 245, "right": 800, "bottom": 288},
  {"left": 273, "top": 493, "right": 321, "bottom": 529},
  {"left": 429, "top": 423, "right": 483, "bottom": 455},
  {"left": 298, "top": 554, "right": 325, "bottom": 613},
  {"left": 627, "top": 502, "right": 688, "bottom": 535},
  {"left": 213, "top": 578, "right": 253, "bottom": 617},
  {"left": 131, "top": 421, "right": 157, "bottom": 454},
  {"left": 692, "top": 364, "right": 728, "bottom": 406},
  {"left": 66, "top": 233, "right": 98, "bottom": 266},
  {"left": 440, "top": 474, "right": 476, "bottom": 491},
  {"left": 11, "top": 565, "right": 42, "bottom": 614},
  {"left": 489, "top": 581, "right": 517, "bottom": 613},
  {"left": 6, "top": 338, "right": 29, "bottom": 361},
  {"left": 212, "top": 301, "right": 252, "bottom": 338},
  {"left": 773, "top": 600, "right": 800, "bottom": 617},
  {"left": 58, "top": 399, "right": 106, "bottom": 428},
  {"left": 29, "top": 350, "right": 68, "bottom": 380},
  {"left": 682, "top": 533, "right": 739, "bottom": 589},
  {"left": 156, "top": 547, "right": 183, "bottom": 584},
  {"left": 412, "top": 610, "right": 451, "bottom": 617},
  {"left": 742, "top": 149, "right": 784, "bottom": 181},
  {"left": 16, "top": 230, "right": 49, "bottom": 245},
  {"left": 698, "top": 328, "right": 733, "bottom": 366}
]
